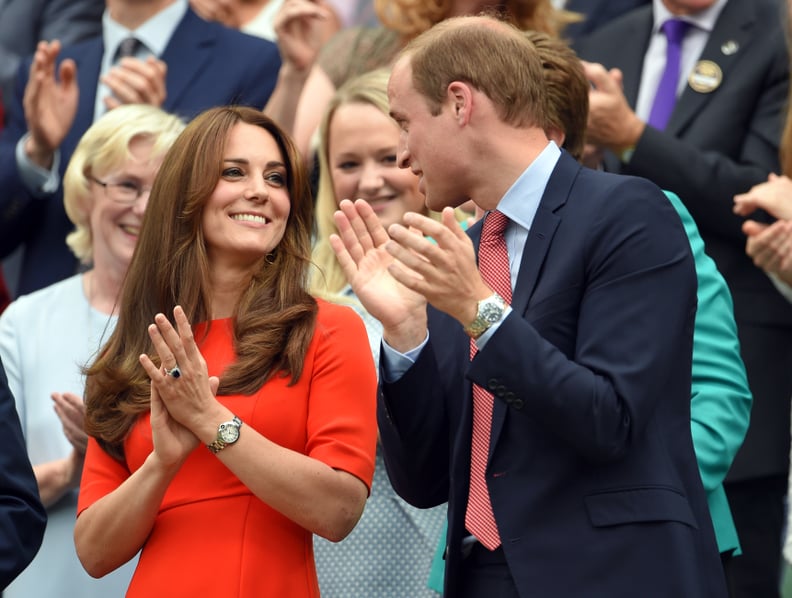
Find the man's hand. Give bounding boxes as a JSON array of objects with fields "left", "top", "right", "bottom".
[
  {"left": 101, "top": 56, "right": 167, "bottom": 110},
  {"left": 582, "top": 61, "right": 645, "bottom": 155},
  {"left": 23, "top": 40, "right": 79, "bottom": 169},
  {"left": 330, "top": 199, "right": 428, "bottom": 352}
]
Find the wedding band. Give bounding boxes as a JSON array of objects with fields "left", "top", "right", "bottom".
[{"left": 164, "top": 365, "right": 181, "bottom": 379}]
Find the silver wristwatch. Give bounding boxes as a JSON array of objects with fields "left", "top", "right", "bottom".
[
  {"left": 207, "top": 416, "right": 242, "bottom": 454},
  {"left": 463, "top": 293, "right": 507, "bottom": 339}
]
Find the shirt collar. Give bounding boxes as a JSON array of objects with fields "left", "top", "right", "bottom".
[
  {"left": 652, "top": 0, "right": 728, "bottom": 34},
  {"left": 495, "top": 141, "right": 561, "bottom": 232},
  {"left": 103, "top": 0, "right": 187, "bottom": 59}
]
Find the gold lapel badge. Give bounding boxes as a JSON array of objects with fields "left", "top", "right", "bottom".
[{"left": 688, "top": 60, "right": 723, "bottom": 94}]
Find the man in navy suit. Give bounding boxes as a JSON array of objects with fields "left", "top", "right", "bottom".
[
  {"left": 0, "top": 0, "right": 281, "bottom": 297},
  {"left": 574, "top": 1, "right": 791, "bottom": 594},
  {"left": 332, "top": 15, "right": 726, "bottom": 597},
  {"left": 0, "top": 357, "right": 46, "bottom": 590}
]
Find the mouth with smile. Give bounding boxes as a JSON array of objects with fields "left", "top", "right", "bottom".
[
  {"left": 230, "top": 212, "right": 271, "bottom": 226},
  {"left": 119, "top": 223, "right": 140, "bottom": 237},
  {"left": 364, "top": 195, "right": 397, "bottom": 211}
]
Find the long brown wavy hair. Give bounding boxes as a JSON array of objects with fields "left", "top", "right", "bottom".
[{"left": 84, "top": 106, "right": 317, "bottom": 461}]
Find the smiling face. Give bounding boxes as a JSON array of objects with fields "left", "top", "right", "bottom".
[
  {"left": 328, "top": 102, "right": 425, "bottom": 229},
  {"left": 201, "top": 122, "right": 291, "bottom": 272},
  {"left": 90, "top": 136, "right": 161, "bottom": 278}
]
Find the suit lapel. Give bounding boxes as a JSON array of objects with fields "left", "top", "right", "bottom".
[
  {"left": 666, "top": 1, "right": 757, "bottom": 135},
  {"left": 487, "top": 152, "right": 579, "bottom": 453},
  {"left": 617, "top": 9, "right": 654, "bottom": 108},
  {"left": 161, "top": 9, "right": 216, "bottom": 111}
]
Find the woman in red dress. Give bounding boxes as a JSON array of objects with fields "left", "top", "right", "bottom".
[{"left": 74, "top": 106, "right": 377, "bottom": 597}]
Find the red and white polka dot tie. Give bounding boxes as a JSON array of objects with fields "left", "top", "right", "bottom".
[{"left": 465, "top": 209, "right": 511, "bottom": 550}]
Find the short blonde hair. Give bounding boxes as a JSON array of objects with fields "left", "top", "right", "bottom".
[{"left": 63, "top": 104, "right": 184, "bottom": 264}]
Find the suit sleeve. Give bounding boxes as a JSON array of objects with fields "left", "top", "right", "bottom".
[
  {"left": 0, "top": 359, "right": 46, "bottom": 590},
  {"left": 665, "top": 191, "right": 752, "bottom": 492}
]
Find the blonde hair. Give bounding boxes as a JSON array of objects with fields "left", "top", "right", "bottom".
[
  {"left": 62, "top": 104, "right": 185, "bottom": 264},
  {"left": 311, "top": 69, "right": 394, "bottom": 297}
]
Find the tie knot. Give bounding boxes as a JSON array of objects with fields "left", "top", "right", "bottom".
[
  {"left": 662, "top": 18, "right": 690, "bottom": 45},
  {"left": 481, "top": 210, "right": 509, "bottom": 243},
  {"left": 117, "top": 37, "right": 141, "bottom": 60}
]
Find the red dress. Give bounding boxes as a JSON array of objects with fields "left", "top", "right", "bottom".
[{"left": 78, "top": 301, "right": 378, "bottom": 597}]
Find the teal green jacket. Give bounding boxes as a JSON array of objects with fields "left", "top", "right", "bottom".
[
  {"left": 427, "top": 190, "right": 752, "bottom": 591},
  {"left": 665, "top": 190, "right": 752, "bottom": 555}
]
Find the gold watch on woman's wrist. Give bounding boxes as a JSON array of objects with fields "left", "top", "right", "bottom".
[{"left": 207, "top": 416, "right": 242, "bottom": 454}]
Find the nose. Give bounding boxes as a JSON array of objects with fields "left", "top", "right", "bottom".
[
  {"left": 132, "top": 188, "right": 151, "bottom": 215},
  {"left": 244, "top": 176, "right": 269, "bottom": 203},
  {"left": 359, "top": 161, "right": 384, "bottom": 194}
]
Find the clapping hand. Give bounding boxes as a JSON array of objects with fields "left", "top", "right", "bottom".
[
  {"left": 140, "top": 306, "right": 220, "bottom": 467},
  {"left": 102, "top": 56, "right": 167, "bottom": 111},
  {"left": 23, "top": 40, "right": 79, "bottom": 169}
]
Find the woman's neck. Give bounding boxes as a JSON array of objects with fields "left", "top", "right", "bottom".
[
  {"left": 208, "top": 265, "right": 256, "bottom": 320},
  {"left": 83, "top": 268, "right": 125, "bottom": 316}
]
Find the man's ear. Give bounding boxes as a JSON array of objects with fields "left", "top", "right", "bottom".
[
  {"left": 546, "top": 125, "right": 566, "bottom": 148},
  {"left": 446, "top": 81, "right": 473, "bottom": 124}
]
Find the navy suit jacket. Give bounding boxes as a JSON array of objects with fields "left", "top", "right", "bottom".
[
  {"left": 574, "top": 0, "right": 792, "bottom": 482},
  {"left": 378, "top": 153, "right": 726, "bottom": 597},
  {"left": 0, "top": 358, "right": 45, "bottom": 589},
  {"left": 0, "top": 7, "right": 281, "bottom": 296}
]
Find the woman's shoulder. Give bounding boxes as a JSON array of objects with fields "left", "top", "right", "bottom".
[{"left": 1, "top": 275, "right": 84, "bottom": 324}]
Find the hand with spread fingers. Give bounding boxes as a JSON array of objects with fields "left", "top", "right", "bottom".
[
  {"left": 330, "top": 199, "right": 429, "bottom": 352},
  {"left": 22, "top": 40, "right": 79, "bottom": 170}
]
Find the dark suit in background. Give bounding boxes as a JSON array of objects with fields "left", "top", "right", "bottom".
[
  {"left": 0, "top": 7, "right": 281, "bottom": 297},
  {"left": 574, "top": 1, "right": 792, "bottom": 595},
  {"left": 0, "top": 0, "right": 104, "bottom": 104},
  {"left": 379, "top": 152, "right": 727, "bottom": 597},
  {"left": 562, "top": 0, "right": 650, "bottom": 40},
  {"left": 0, "top": 358, "right": 45, "bottom": 590}
]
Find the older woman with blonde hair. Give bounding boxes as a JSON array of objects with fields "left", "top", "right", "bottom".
[{"left": 0, "top": 103, "right": 184, "bottom": 597}]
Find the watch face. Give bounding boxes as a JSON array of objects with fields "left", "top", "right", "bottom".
[
  {"left": 481, "top": 301, "right": 504, "bottom": 324},
  {"left": 219, "top": 423, "right": 240, "bottom": 443}
]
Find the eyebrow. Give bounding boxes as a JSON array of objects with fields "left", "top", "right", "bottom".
[{"left": 223, "top": 158, "right": 286, "bottom": 169}]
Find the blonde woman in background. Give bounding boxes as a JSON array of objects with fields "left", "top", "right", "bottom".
[
  {"left": 0, "top": 104, "right": 184, "bottom": 597},
  {"left": 310, "top": 68, "right": 447, "bottom": 597}
]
